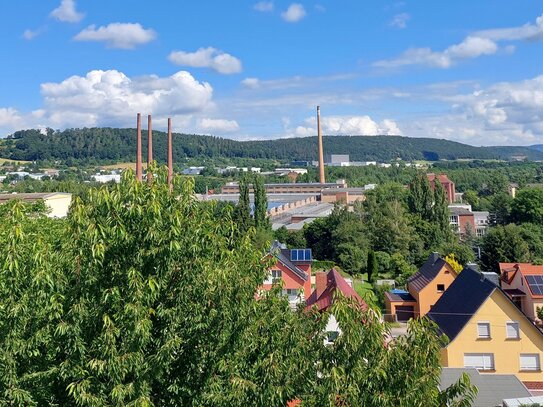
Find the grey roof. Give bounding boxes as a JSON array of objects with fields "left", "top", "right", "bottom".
[
  {"left": 440, "top": 368, "right": 531, "bottom": 407},
  {"left": 427, "top": 266, "right": 496, "bottom": 342},
  {"left": 407, "top": 253, "right": 450, "bottom": 293}
]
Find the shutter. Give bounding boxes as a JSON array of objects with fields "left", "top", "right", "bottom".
[
  {"left": 464, "top": 354, "right": 484, "bottom": 368},
  {"left": 482, "top": 354, "right": 494, "bottom": 370},
  {"left": 520, "top": 354, "right": 540, "bottom": 370},
  {"left": 506, "top": 322, "right": 519, "bottom": 338},
  {"left": 477, "top": 323, "right": 490, "bottom": 338}
]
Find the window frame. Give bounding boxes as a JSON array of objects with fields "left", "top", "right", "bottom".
[
  {"left": 477, "top": 322, "right": 491, "bottom": 339},
  {"left": 520, "top": 353, "right": 541, "bottom": 371},
  {"left": 437, "top": 284, "right": 445, "bottom": 292},
  {"left": 464, "top": 353, "right": 495, "bottom": 371},
  {"left": 506, "top": 321, "right": 520, "bottom": 339}
]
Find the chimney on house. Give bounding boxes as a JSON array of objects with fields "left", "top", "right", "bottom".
[
  {"left": 147, "top": 114, "right": 153, "bottom": 182},
  {"left": 315, "top": 270, "right": 329, "bottom": 299},
  {"left": 317, "top": 106, "right": 326, "bottom": 184},
  {"left": 167, "top": 117, "right": 173, "bottom": 189},
  {"left": 136, "top": 113, "right": 143, "bottom": 181}
]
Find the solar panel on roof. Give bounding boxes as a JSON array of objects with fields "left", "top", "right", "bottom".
[{"left": 525, "top": 275, "right": 543, "bottom": 295}]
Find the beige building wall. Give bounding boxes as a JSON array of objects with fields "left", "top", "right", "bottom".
[
  {"left": 44, "top": 193, "right": 72, "bottom": 218},
  {"left": 443, "top": 290, "right": 543, "bottom": 381}
]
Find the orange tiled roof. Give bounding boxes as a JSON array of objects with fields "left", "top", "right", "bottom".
[{"left": 499, "top": 263, "right": 543, "bottom": 298}]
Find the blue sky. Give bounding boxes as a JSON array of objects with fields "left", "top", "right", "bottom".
[{"left": 1, "top": 0, "right": 543, "bottom": 145}]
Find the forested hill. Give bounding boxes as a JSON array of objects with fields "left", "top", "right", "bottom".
[{"left": 2, "top": 128, "right": 543, "bottom": 163}]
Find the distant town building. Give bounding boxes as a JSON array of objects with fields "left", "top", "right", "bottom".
[
  {"left": 325, "top": 154, "right": 350, "bottom": 166},
  {"left": 182, "top": 166, "right": 205, "bottom": 175},
  {"left": 221, "top": 179, "right": 348, "bottom": 195},
  {"left": 427, "top": 173, "right": 456, "bottom": 203},
  {"left": 448, "top": 204, "right": 489, "bottom": 237},
  {"left": 92, "top": 173, "right": 121, "bottom": 183},
  {"left": 0, "top": 192, "right": 72, "bottom": 218}
]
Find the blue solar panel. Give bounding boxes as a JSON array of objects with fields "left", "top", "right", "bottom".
[
  {"left": 526, "top": 275, "right": 543, "bottom": 295},
  {"left": 291, "top": 249, "right": 312, "bottom": 262}
]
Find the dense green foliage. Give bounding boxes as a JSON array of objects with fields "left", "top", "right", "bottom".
[
  {"left": 0, "top": 170, "right": 476, "bottom": 406},
  {"left": 3, "top": 128, "right": 543, "bottom": 164}
]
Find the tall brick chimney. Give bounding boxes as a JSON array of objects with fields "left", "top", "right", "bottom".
[
  {"left": 167, "top": 117, "right": 173, "bottom": 190},
  {"left": 317, "top": 106, "right": 326, "bottom": 184},
  {"left": 147, "top": 114, "right": 153, "bottom": 182},
  {"left": 136, "top": 113, "right": 142, "bottom": 181}
]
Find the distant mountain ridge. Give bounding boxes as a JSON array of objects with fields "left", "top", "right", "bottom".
[{"left": 1, "top": 128, "right": 543, "bottom": 163}]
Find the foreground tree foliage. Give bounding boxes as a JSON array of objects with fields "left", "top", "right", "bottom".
[{"left": 0, "top": 169, "right": 475, "bottom": 406}]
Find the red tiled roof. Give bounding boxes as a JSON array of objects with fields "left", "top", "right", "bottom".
[
  {"left": 499, "top": 263, "right": 543, "bottom": 299},
  {"left": 305, "top": 269, "right": 367, "bottom": 312},
  {"left": 523, "top": 381, "right": 543, "bottom": 390},
  {"left": 427, "top": 173, "right": 453, "bottom": 183}
]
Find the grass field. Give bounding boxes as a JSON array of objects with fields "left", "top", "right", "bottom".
[
  {"left": 100, "top": 162, "right": 136, "bottom": 170},
  {"left": 0, "top": 157, "right": 30, "bottom": 165}
]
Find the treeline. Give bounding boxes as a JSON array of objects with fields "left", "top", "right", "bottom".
[
  {"left": 0, "top": 171, "right": 476, "bottom": 406},
  {"left": 3, "top": 127, "right": 543, "bottom": 164}
]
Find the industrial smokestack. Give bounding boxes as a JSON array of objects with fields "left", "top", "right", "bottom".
[
  {"left": 136, "top": 113, "right": 143, "bottom": 181},
  {"left": 317, "top": 106, "right": 326, "bottom": 184},
  {"left": 147, "top": 114, "right": 153, "bottom": 182},
  {"left": 167, "top": 118, "right": 173, "bottom": 190}
]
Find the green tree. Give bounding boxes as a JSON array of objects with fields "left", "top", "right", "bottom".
[
  {"left": 510, "top": 188, "right": 543, "bottom": 225},
  {"left": 234, "top": 175, "right": 252, "bottom": 234},
  {"left": 367, "top": 250, "right": 378, "bottom": 283},
  {"left": 481, "top": 224, "right": 531, "bottom": 273},
  {"left": 253, "top": 175, "right": 269, "bottom": 230}
]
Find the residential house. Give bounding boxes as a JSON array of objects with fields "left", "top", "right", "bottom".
[
  {"left": 305, "top": 268, "right": 367, "bottom": 343},
  {"left": 500, "top": 263, "right": 543, "bottom": 322},
  {"left": 0, "top": 192, "right": 72, "bottom": 218},
  {"left": 427, "top": 173, "right": 456, "bottom": 203},
  {"left": 448, "top": 204, "right": 489, "bottom": 237},
  {"left": 385, "top": 253, "right": 456, "bottom": 321},
  {"left": 428, "top": 266, "right": 543, "bottom": 387},
  {"left": 261, "top": 242, "right": 312, "bottom": 307}
]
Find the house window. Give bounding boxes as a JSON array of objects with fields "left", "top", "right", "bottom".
[
  {"left": 477, "top": 322, "right": 491, "bottom": 339},
  {"left": 290, "top": 249, "right": 312, "bottom": 262},
  {"left": 437, "top": 284, "right": 445, "bottom": 292},
  {"left": 506, "top": 321, "right": 520, "bottom": 339},
  {"left": 326, "top": 331, "right": 339, "bottom": 344},
  {"left": 476, "top": 227, "right": 486, "bottom": 237},
  {"left": 520, "top": 354, "right": 541, "bottom": 371},
  {"left": 264, "top": 269, "right": 282, "bottom": 284},
  {"left": 464, "top": 353, "right": 494, "bottom": 371}
]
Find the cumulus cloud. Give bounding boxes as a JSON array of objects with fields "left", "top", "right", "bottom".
[
  {"left": 375, "top": 36, "right": 498, "bottom": 69},
  {"left": 50, "top": 0, "right": 84, "bottom": 23},
  {"left": 254, "top": 1, "right": 274, "bottom": 12},
  {"left": 74, "top": 23, "right": 156, "bottom": 49},
  {"left": 291, "top": 115, "right": 402, "bottom": 137},
  {"left": 198, "top": 118, "right": 240, "bottom": 133},
  {"left": 168, "top": 47, "right": 242, "bottom": 74},
  {"left": 389, "top": 13, "right": 410, "bottom": 29},
  {"left": 241, "top": 77, "right": 261, "bottom": 89},
  {"left": 38, "top": 70, "right": 213, "bottom": 128},
  {"left": 281, "top": 4, "right": 306, "bottom": 23}
]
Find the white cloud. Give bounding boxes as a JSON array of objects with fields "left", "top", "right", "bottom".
[
  {"left": 374, "top": 36, "right": 498, "bottom": 69},
  {"left": 389, "top": 13, "right": 410, "bottom": 29},
  {"left": 375, "top": 13, "right": 543, "bottom": 70},
  {"left": 241, "top": 77, "right": 261, "bottom": 89},
  {"left": 254, "top": 1, "right": 274, "bottom": 12},
  {"left": 74, "top": 23, "right": 156, "bottom": 49},
  {"left": 168, "top": 47, "right": 242, "bottom": 74},
  {"left": 198, "top": 118, "right": 240, "bottom": 133},
  {"left": 0, "top": 69, "right": 214, "bottom": 134},
  {"left": 50, "top": 0, "right": 84, "bottom": 23},
  {"left": 281, "top": 4, "right": 306, "bottom": 23},
  {"left": 22, "top": 29, "right": 40, "bottom": 40},
  {"left": 291, "top": 115, "right": 401, "bottom": 137},
  {"left": 475, "top": 14, "right": 543, "bottom": 42}
]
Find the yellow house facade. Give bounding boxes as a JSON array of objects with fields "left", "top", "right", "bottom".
[{"left": 429, "top": 267, "right": 543, "bottom": 385}]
